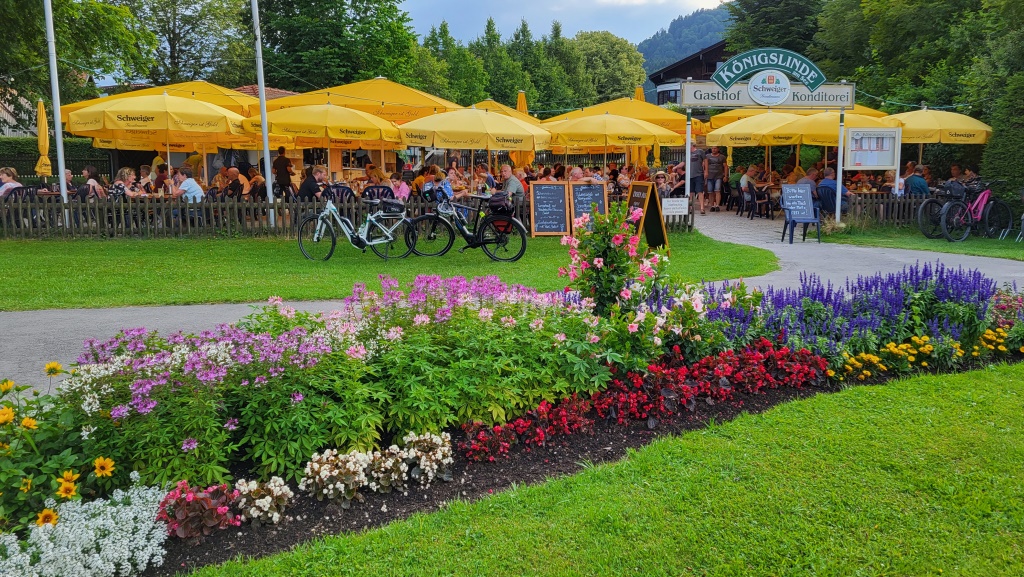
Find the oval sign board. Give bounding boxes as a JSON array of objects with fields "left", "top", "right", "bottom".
[{"left": 747, "top": 69, "right": 791, "bottom": 106}]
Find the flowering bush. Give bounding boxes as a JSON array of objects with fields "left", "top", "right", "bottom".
[
  {"left": 561, "top": 202, "right": 668, "bottom": 316},
  {"left": 459, "top": 422, "right": 518, "bottom": 462},
  {"left": 234, "top": 477, "right": 294, "bottom": 525},
  {"left": 0, "top": 472, "right": 166, "bottom": 577},
  {"left": 298, "top": 448, "right": 370, "bottom": 508},
  {"left": 366, "top": 445, "right": 410, "bottom": 493},
  {"left": 155, "top": 481, "right": 240, "bottom": 542},
  {"left": 402, "top": 432, "right": 454, "bottom": 488}
]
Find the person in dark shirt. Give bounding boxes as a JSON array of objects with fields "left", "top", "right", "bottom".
[
  {"left": 153, "top": 164, "right": 169, "bottom": 193},
  {"left": 297, "top": 164, "right": 326, "bottom": 201},
  {"left": 272, "top": 146, "right": 294, "bottom": 195},
  {"left": 905, "top": 165, "right": 931, "bottom": 197}
]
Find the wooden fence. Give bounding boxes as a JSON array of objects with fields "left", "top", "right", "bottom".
[{"left": 846, "top": 195, "right": 926, "bottom": 227}]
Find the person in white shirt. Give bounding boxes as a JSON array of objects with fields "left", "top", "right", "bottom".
[{"left": 170, "top": 167, "right": 205, "bottom": 202}]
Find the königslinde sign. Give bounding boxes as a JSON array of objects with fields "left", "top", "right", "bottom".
[{"left": 711, "top": 48, "right": 826, "bottom": 91}]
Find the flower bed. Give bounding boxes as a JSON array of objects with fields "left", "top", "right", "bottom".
[{"left": 2, "top": 202, "right": 1024, "bottom": 575}]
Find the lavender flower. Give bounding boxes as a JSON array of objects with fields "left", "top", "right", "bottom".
[
  {"left": 181, "top": 438, "right": 198, "bottom": 452},
  {"left": 291, "top": 392, "right": 304, "bottom": 404}
]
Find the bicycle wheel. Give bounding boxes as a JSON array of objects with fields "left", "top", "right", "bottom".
[
  {"left": 368, "top": 216, "right": 414, "bottom": 259},
  {"left": 298, "top": 214, "right": 336, "bottom": 261},
  {"left": 939, "top": 200, "right": 972, "bottom": 242},
  {"left": 409, "top": 214, "right": 456, "bottom": 257},
  {"left": 982, "top": 199, "right": 1013, "bottom": 238},
  {"left": 916, "top": 198, "right": 944, "bottom": 239},
  {"left": 478, "top": 215, "right": 527, "bottom": 262}
]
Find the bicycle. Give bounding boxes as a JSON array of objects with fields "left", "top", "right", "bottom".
[
  {"left": 917, "top": 181, "right": 965, "bottom": 239},
  {"left": 297, "top": 197, "right": 415, "bottom": 261},
  {"left": 938, "top": 180, "right": 1012, "bottom": 242},
  {"left": 408, "top": 188, "right": 528, "bottom": 262}
]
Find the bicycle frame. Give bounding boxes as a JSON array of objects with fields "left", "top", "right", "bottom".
[{"left": 315, "top": 200, "right": 405, "bottom": 247}]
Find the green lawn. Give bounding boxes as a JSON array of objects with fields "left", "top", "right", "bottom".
[
  {"left": 194, "top": 364, "right": 1024, "bottom": 577},
  {"left": 0, "top": 232, "right": 777, "bottom": 311},
  {"left": 824, "top": 225, "right": 1024, "bottom": 261}
]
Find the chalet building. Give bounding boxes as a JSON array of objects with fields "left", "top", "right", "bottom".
[{"left": 647, "top": 40, "right": 733, "bottom": 106}]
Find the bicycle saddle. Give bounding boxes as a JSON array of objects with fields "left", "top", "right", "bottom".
[{"left": 360, "top": 198, "right": 381, "bottom": 206}]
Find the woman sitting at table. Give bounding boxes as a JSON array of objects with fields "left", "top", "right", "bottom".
[
  {"left": 882, "top": 170, "right": 903, "bottom": 196},
  {"left": 0, "top": 166, "right": 23, "bottom": 199},
  {"left": 537, "top": 167, "right": 555, "bottom": 182},
  {"left": 389, "top": 172, "right": 410, "bottom": 200},
  {"left": 445, "top": 165, "right": 468, "bottom": 195},
  {"left": 616, "top": 165, "right": 633, "bottom": 190},
  {"left": 109, "top": 167, "right": 145, "bottom": 199},
  {"left": 79, "top": 165, "right": 106, "bottom": 200},
  {"left": 423, "top": 165, "right": 455, "bottom": 200}
]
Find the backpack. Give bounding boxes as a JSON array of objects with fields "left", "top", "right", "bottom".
[{"left": 487, "top": 190, "right": 514, "bottom": 216}]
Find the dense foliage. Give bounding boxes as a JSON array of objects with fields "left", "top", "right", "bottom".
[{"left": 638, "top": 7, "right": 729, "bottom": 76}]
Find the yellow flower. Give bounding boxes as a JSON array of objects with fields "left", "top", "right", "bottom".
[
  {"left": 56, "top": 481, "right": 77, "bottom": 499},
  {"left": 0, "top": 406, "right": 13, "bottom": 426},
  {"left": 858, "top": 375, "right": 865, "bottom": 381},
  {"left": 44, "top": 362, "right": 63, "bottom": 376},
  {"left": 972, "top": 352, "right": 980, "bottom": 357},
  {"left": 94, "top": 456, "right": 115, "bottom": 478},
  {"left": 0, "top": 442, "right": 9, "bottom": 454},
  {"left": 1019, "top": 346, "right": 1024, "bottom": 353},
  {"left": 863, "top": 370, "right": 872, "bottom": 377},
  {"left": 36, "top": 508, "right": 58, "bottom": 526},
  {"left": 59, "top": 470, "right": 80, "bottom": 483},
  {"left": 907, "top": 356, "right": 915, "bottom": 362},
  {"left": 0, "top": 380, "right": 12, "bottom": 393},
  {"left": 20, "top": 478, "right": 32, "bottom": 492},
  {"left": 998, "top": 345, "right": 1007, "bottom": 352},
  {"left": 826, "top": 369, "right": 835, "bottom": 377},
  {"left": 21, "top": 417, "right": 37, "bottom": 430},
  {"left": 921, "top": 335, "right": 930, "bottom": 342},
  {"left": 921, "top": 362, "right": 928, "bottom": 367}
]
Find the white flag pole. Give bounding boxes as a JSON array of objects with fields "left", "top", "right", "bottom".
[
  {"left": 251, "top": 0, "right": 276, "bottom": 226},
  {"left": 43, "top": 0, "right": 67, "bottom": 204}
]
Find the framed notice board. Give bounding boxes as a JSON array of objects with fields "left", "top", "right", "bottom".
[
  {"left": 780, "top": 183, "right": 815, "bottom": 220},
  {"left": 628, "top": 181, "right": 669, "bottom": 251},
  {"left": 569, "top": 182, "right": 609, "bottom": 227},
  {"left": 529, "top": 182, "right": 570, "bottom": 237}
]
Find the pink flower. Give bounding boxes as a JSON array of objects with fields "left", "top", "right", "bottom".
[
  {"left": 627, "top": 246, "right": 638, "bottom": 258},
  {"left": 589, "top": 334, "right": 600, "bottom": 343},
  {"left": 628, "top": 207, "right": 644, "bottom": 222},
  {"left": 386, "top": 326, "right": 404, "bottom": 340},
  {"left": 558, "top": 267, "right": 568, "bottom": 277},
  {"left": 612, "top": 234, "right": 625, "bottom": 246},
  {"left": 278, "top": 306, "right": 296, "bottom": 319},
  {"left": 217, "top": 506, "right": 229, "bottom": 515},
  {"left": 346, "top": 344, "right": 367, "bottom": 360},
  {"left": 554, "top": 333, "right": 566, "bottom": 342},
  {"left": 530, "top": 318, "right": 544, "bottom": 331},
  {"left": 267, "top": 296, "right": 283, "bottom": 306},
  {"left": 620, "top": 288, "right": 632, "bottom": 300},
  {"left": 649, "top": 254, "right": 659, "bottom": 265},
  {"left": 501, "top": 316, "right": 517, "bottom": 327},
  {"left": 593, "top": 258, "right": 604, "bottom": 269},
  {"left": 185, "top": 492, "right": 194, "bottom": 502},
  {"left": 478, "top": 308, "right": 494, "bottom": 322},
  {"left": 568, "top": 267, "right": 579, "bottom": 281},
  {"left": 413, "top": 314, "right": 430, "bottom": 326},
  {"left": 560, "top": 236, "right": 573, "bottom": 246},
  {"left": 628, "top": 323, "right": 639, "bottom": 333},
  {"left": 581, "top": 260, "right": 590, "bottom": 270},
  {"left": 628, "top": 235, "right": 640, "bottom": 247}
]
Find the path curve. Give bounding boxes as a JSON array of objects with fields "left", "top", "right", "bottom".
[{"left": 2, "top": 212, "right": 1021, "bottom": 389}]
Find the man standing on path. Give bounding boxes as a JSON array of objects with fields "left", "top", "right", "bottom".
[{"left": 705, "top": 146, "right": 726, "bottom": 212}]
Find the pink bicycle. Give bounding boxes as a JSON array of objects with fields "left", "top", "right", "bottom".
[{"left": 939, "top": 180, "right": 1012, "bottom": 242}]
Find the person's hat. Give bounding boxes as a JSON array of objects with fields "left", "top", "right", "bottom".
[{"left": 654, "top": 171, "right": 667, "bottom": 178}]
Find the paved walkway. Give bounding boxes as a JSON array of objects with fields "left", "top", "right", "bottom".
[{"left": 2, "top": 212, "right": 1021, "bottom": 389}]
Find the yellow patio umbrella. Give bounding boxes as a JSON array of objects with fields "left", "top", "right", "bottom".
[
  {"left": 759, "top": 112, "right": 902, "bottom": 146},
  {"left": 66, "top": 93, "right": 246, "bottom": 143},
  {"left": 546, "top": 113, "right": 683, "bottom": 167},
  {"left": 707, "top": 112, "right": 804, "bottom": 147},
  {"left": 61, "top": 80, "right": 260, "bottom": 117},
  {"left": 399, "top": 108, "right": 550, "bottom": 151},
  {"left": 92, "top": 139, "right": 194, "bottom": 153},
  {"left": 543, "top": 97, "right": 703, "bottom": 135},
  {"left": 477, "top": 91, "right": 542, "bottom": 169},
  {"left": 265, "top": 77, "right": 461, "bottom": 123},
  {"left": 35, "top": 100, "right": 52, "bottom": 177},
  {"left": 634, "top": 86, "right": 645, "bottom": 101},
  {"left": 885, "top": 109, "right": 991, "bottom": 144},
  {"left": 709, "top": 104, "right": 887, "bottom": 129}
]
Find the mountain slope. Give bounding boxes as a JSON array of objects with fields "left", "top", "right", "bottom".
[{"left": 638, "top": 7, "right": 730, "bottom": 76}]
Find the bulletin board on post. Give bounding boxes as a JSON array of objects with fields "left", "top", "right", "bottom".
[
  {"left": 529, "top": 181, "right": 571, "bottom": 237},
  {"left": 568, "top": 181, "right": 609, "bottom": 225},
  {"left": 627, "top": 181, "right": 669, "bottom": 251}
]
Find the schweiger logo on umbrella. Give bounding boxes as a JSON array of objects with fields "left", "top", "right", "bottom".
[
  {"left": 949, "top": 132, "right": 976, "bottom": 138},
  {"left": 495, "top": 136, "right": 525, "bottom": 145},
  {"left": 116, "top": 115, "right": 156, "bottom": 123},
  {"left": 403, "top": 132, "right": 428, "bottom": 141},
  {"left": 173, "top": 119, "right": 222, "bottom": 129},
  {"left": 616, "top": 136, "right": 643, "bottom": 143}
]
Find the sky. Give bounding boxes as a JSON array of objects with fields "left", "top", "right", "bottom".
[{"left": 401, "top": 0, "right": 725, "bottom": 45}]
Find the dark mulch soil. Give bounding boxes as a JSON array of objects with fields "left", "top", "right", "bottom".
[{"left": 147, "top": 381, "right": 843, "bottom": 577}]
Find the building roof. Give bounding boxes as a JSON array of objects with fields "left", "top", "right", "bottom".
[
  {"left": 232, "top": 85, "right": 299, "bottom": 100},
  {"left": 648, "top": 40, "right": 730, "bottom": 84}
]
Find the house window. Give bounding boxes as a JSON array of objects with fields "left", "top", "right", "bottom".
[{"left": 658, "top": 90, "right": 680, "bottom": 106}]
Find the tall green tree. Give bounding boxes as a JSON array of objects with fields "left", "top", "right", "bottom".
[
  {"left": 406, "top": 44, "right": 452, "bottom": 102},
  {"left": 507, "top": 20, "right": 574, "bottom": 113},
  {"left": 572, "top": 31, "right": 646, "bottom": 102},
  {"left": 255, "top": 0, "right": 416, "bottom": 91},
  {"left": 543, "top": 22, "right": 597, "bottom": 110},
  {"left": 469, "top": 18, "right": 537, "bottom": 106},
  {"left": 423, "top": 22, "right": 488, "bottom": 106},
  {"left": 0, "top": 0, "right": 155, "bottom": 130},
  {"left": 112, "top": 0, "right": 245, "bottom": 85},
  {"left": 725, "top": 0, "right": 823, "bottom": 54}
]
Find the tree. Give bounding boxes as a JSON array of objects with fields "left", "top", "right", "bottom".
[
  {"left": 0, "top": 0, "right": 155, "bottom": 130},
  {"left": 423, "top": 22, "right": 488, "bottom": 106},
  {"left": 112, "top": 0, "right": 245, "bottom": 85},
  {"left": 406, "top": 44, "right": 451, "bottom": 102},
  {"left": 255, "top": 0, "right": 416, "bottom": 91},
  {"left": 981, "top": 73, "right": 1024, "bottom": 209},
  {"left": 572, "top": 31, "right": 646, "bottom": 102},
  {"left": 543, "top": 22, "right": 597, "bottom": 110},
  {"left": 725, "top": 0, "right": 822, "bottom": 54},
  {"left": 637, "top": 7, "right": 729, "bottom": 74},
  {"left": 469, "top": 18, "right": 537, "bottom": 106}
]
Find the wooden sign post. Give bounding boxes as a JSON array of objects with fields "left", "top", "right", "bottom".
[
  {"left": 627, "top": 181, "right": 669, "bottom": 251},
  {"left": 529, "top": 182, "right": 571, "bottom": 237}
]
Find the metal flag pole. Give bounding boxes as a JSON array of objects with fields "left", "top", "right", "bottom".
[
  {"left": 684, "top": 107, "right": 692, "bottom": 199},
  {"left": 835, "top": 106, "right": 846, "bottom": 225},
  {"left": 251, "top": 0, "right": 275, "bottom": 225},
  {"left": 43, "top": 0, "right": 67, "bottom": 204}
]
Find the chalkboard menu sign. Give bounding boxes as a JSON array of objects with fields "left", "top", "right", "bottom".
[
  {"left": 529, "top": 182, "right": 570, "bottom": 237},
  {"left": 628, "top": 181, "right": 669, "bottom": 251},
  {"left": 780, "top": 183, "right": 815, "bottom": 220},
  {"left": 569, "top": 181, "right": 608, "bottom": 226}
]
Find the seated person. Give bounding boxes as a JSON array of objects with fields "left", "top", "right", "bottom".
[
  {"left": 224, "top": 167, "right": 250, "bottom": 199},
  {"left": 569, "top": 167, "right": 601, "bottom": 184},
  {"left": 474, "top": 163, "right": 497, "bottom": 190},
  {"left": 297, "top": 165, "right": 327, "bottom": 201},
  {"left": 210, "top": 166, "right": 230, "bottom": 191},
  {"left": 153, "top": 164, "right": 171, "bottom": 194},
  {"left": 168, "top": 167, "right": 205, "bottom": 202},
  {"left": 422, "top": 165, "right": 455, "bottom": 200},
  {"left": 0, "top": 166, "right": 23, "bottom": 199},
  {"left": 411, "top": 166, "right": 429, "bottom": 196},
  {"left": 905, "top": 165, "right": 931, "bottom": 197},
  {"left": 816, "top": 167, "right": 853, "bottom": 213},
  {"left": 653, "top": 171, "right": 671, "bottom": 196},
  {"left": 389, "top": 172, "right": 410, "bottom": 200},
  {"left": 498, "top": 164, "right": 525, "bottom": 202}
]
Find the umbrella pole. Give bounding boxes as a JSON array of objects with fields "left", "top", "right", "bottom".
[
  {"left": 835, "top": 107, "right": 846, "bottom": 225},
  {"left": 796, "top": 143, "right": 801, "bottom": 170},
  {"left": 918, "top": 143, "right": 923, "bottom": 165},
  {"left": 203, "top": 144, "right": 208, "bottom": 185}
]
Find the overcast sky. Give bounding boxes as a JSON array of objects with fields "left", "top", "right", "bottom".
[{"left": 401, "top": 0, "right": 725, "bottom": 45}]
